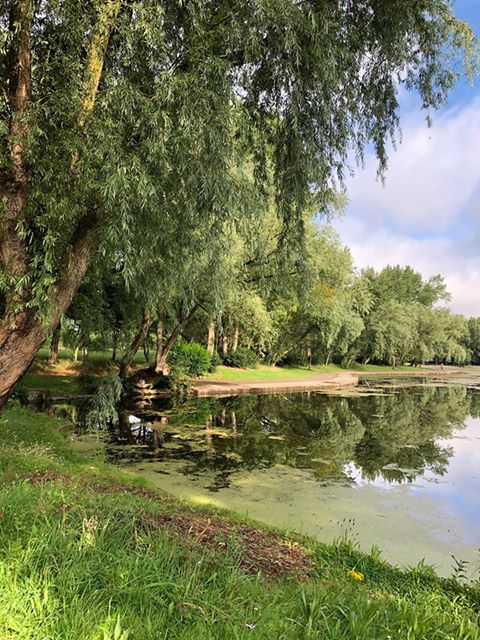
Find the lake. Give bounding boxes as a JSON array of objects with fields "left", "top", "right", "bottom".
[{"left": 68, "top": 380, "right": 480, "bottom": 578}]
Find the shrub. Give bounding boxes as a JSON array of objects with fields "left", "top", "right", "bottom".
[
  {"left": 278, "top": 350, "right": 308, "bottom": 367},
  {"left": 78, "top": 371, "right": 97, "bottom": 388},
  {"left": 166, "top": 366, "right": 193, "bottom": 396},
  {"left": 8, "top": 382, "right": 29, "bottom": 407},
  {"left": 208, "top": 351, "right": 222, "bottom": 373},
  {"left": 223, "top": 347, "right": 258, "bottom": 368},
  {"left": 170, "top": 342, "right": 212, "bottom": 377}
]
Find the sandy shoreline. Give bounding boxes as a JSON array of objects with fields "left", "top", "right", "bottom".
[
  {"left": 192, "top": 371, "right": 359, "bottom": 397},
  {"left": 192, "top": 365, "right": 479, "bottom": 398}
]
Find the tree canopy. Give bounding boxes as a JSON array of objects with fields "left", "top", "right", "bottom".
[{"left": 0, "top": 0, "right": 477, "bottom": 405}]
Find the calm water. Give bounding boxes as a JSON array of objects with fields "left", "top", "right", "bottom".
[{"left": 68, "top": 381, "right": 480, "bottom": 577}]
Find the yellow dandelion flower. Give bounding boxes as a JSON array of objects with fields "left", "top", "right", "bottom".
[{"left": 348, "top": 569, "right": 364, "bottom": 581}]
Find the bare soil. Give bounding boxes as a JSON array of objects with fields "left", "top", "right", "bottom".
[
  {"left": 148, "top": 511, "right": 312, "bottom": 579},
  {"left": 193, "top": 371, "right": 359, "bottom": 397}
]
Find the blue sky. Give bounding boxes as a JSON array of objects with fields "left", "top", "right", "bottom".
[{"left": 333, "top": 0, "right": 480, "bottom": 316}]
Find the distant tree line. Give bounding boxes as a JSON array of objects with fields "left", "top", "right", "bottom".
[{"left": 53, "top": 215, "right": 480, "bottom": 373}]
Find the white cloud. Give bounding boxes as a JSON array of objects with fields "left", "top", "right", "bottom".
[
  {"left": 345, "top": 97, "right": 480, "bottom": 234},
  {"left": 333, "top": 96, "right": 480, "bottom": 317}
]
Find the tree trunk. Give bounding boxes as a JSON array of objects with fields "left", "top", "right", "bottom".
[
  {"left": 143, "top": 335, "right": 151, "bottom": 362},
  {"left": 119, "top": 309, "right": 153, "bottom": 379},
  {"left": 73, "top": 346, "right": 79, "bottom": 362},
  {"left": 0, "top": 209, "right": 100, "bottom": 408},
  {"left": 155, "top": 318, "right": 164, "bottom": 373},
  {"left": 222, "top": 334, "right": 229, "bottom": 355},
  {"left": 232, "top": 325, "right": 239, "bottom": 352},
  {"left": 48, "top": 321, "right": 61, "bottom": 365},
  {"left": 207, "top": 313, "right": 216, "bottom": 354},
  {"left": 112, "top": 331, "right": 118, "bottom": 362},
  {"left": 0, "top": 1, "right": 120, "bottom": 411},
  {"left": 0, "top": 312, "right": 47, "bottom": 411},
  {"left": 154, "top": 304, "right": 200, "bottom": 374}
]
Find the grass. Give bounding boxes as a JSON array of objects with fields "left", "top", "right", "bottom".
[
  {"left": 23, "top": 350, "right": 147, "bottom": 395},
  {"left": 349, "top": 363, "right": 426, "bottom": 373},
  {"left": 22, "top": 374, "right": 86, "bottom": 395},
  {"left": 0, "top": 405, "right": 478, "bottom": 639},
  {"left": 35, "top": 347, "right": 148, "bottom": 365},
  {"left": 205, "top": 364, "right": 344, "bottom": 382}
]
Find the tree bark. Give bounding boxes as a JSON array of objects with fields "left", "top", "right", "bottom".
[
  {"left": 232, "top": 325, "right": 239, "bottom": 352},
  {"left": 112, "top": 330, "right": 119, "bottom": 362},
  {"left": 0, "top": 211, "right": 101, "bottom": 407},
  {"left": 0, "top": 0, "right": 31, "bottom": 281},
  {"left": 307, "top": 347, "right": 312, "bottom": 369},
  {"left": 325, "top": 348, "right": 333, "bottom": 366},
  {"left": 143, "top": 335, "right": 151, "bottom": 362},
  {"left": 222, "top": 334, "right": 229, "bottom": 355},
  {"left": 119, "top": 309, "right": 153, "bottom": 379},
  {"left": 48, "top": 320, "right": 61, "bottom": 365},
  {"left": 155, "top": 317, "right": 164, "bottom": 373},
  {"left": 207, "top": 312, "right": 216, "bottom": 354}
]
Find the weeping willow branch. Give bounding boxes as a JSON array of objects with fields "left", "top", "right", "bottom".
[{"left": 85, "top": 373, "right": 123, "bottom": 430}]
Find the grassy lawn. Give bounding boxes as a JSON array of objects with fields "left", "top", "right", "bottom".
[
  {"left": 349, "top": 363, "right": 423, "bottom": 373},
  {"left": 22, "top": 374, "right": 86, "bottom": 395},
  {"left": 0, "top": 406, "right": 477, "bottom": 639},
  {"left": 35, "top": 347, "right": 148, "bottom": 364},
  {"left": 205, "top": 364, "right": 344, "bottom": 381}
]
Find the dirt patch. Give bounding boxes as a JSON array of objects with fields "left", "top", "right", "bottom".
[
  {"left": 193, "top": 372, "right": 358, "bottom": 398},
  {"left": 26, "top": 470, "right": 70, "bottom": 484},
  {"left": 148, "top": 511, "right": 312, "bottom": 580}
]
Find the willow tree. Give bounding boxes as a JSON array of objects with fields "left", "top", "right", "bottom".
[{"left": 0, "top": 0, "right": 476, "bottom": 408}]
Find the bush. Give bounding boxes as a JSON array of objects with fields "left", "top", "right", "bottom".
[
  {"left": 278, "top": 350, "right": 308, "bottom": 367},
  {"left": 170, "top": 342, "right": 212, "bottom": 377},
  {"left": 166, "top": 366, "right": 193, "bottom": 396},
  {"left": 223, "top": 347, "right": 258, "bottom": 368},
  {"left": 78, "top": 371, "right": 97, "bottom": 388},
  {"left": 8, "top": 382, "right": 29, "bottom": 407}
]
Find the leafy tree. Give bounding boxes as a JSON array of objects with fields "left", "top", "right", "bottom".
[
  {"left": 361, "top": 300, "right": 418, "bottom": 366},
  {"left": 0, "top": 0, "right": 476, "bottom": 407},
  {"left": 266, "top": 224, "right": 359, "bottom": 364},
  {"left": 362, "top": 266, "right": 449, "bottom": 308},
  {"left": 431, "top": 309, "right": 468, "bottom": 364},
  {"left": 466, "top": 317, "right": 480, "bottom": 365}
]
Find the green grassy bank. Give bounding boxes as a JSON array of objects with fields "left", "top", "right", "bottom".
[
  {"left": 23, "top": 351, "right": 425, "bottom": 395},
  {"left": 206, "top": 364, "right": 344, "bottom": 382},
  {"left": 0, "top": 406, "right": 478, "bottom": 639}
]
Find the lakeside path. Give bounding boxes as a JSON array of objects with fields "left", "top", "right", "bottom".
[
  {"left": 193, "top": 371, "right": 359, "bottom": 397},
  {"left": 192, "top": 365, "right": 480, "bottom": 398}
]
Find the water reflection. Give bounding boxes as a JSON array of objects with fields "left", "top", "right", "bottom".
[
  {"left": 69, "top": 384, "right": 477, "bottom": 491},
  {"left": 59, "top": 383, "right": 480, "bottom": 575}
]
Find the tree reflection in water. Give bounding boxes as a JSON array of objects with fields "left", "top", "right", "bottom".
[{"left": 81, "top": 384, "right": 475, "bottom": 490}]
